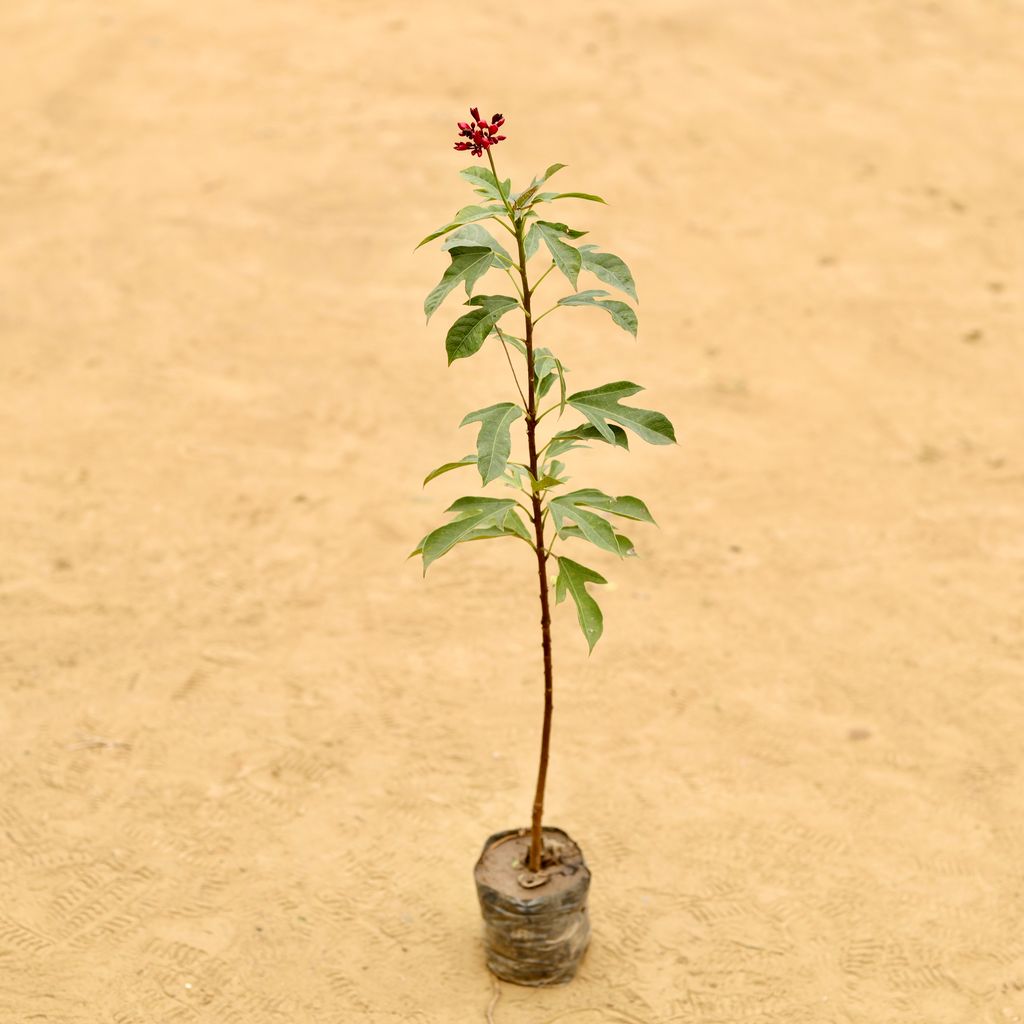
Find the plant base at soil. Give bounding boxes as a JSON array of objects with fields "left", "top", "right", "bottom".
[{"left": 473, "top": 827, "right": 591, "bottom": 986}]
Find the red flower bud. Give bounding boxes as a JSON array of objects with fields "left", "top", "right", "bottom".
[{"left": 452, "top": 106, "right": 507, "bottom": 157}]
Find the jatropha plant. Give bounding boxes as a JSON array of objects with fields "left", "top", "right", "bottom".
[{"left": 414, "top": 108, "right": 674, "bottom": 984}]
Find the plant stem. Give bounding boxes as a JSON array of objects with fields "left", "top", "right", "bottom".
[
  {"left": 487, "top": 148, "right": 515, "bottom": 218},
  {"left": 507, "top": 201, "right": 555, "bottom": 878},
  {"left": 489, "top": 146, "right": 554, "bottom": 874}
]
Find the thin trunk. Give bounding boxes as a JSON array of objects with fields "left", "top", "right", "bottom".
[{"left": 513, "top": 217, "right": 554, "bottom": 875}]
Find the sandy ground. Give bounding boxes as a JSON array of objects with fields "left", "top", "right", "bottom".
[{"left": 1, "top": 1, "right": 1023, "bottom": 1021}]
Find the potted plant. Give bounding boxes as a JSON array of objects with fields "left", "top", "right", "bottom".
[{"left": 413, "top": 107, "right": 675, "bottom": 986}]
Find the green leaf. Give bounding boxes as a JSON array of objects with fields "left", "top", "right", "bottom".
[
  {"left": 500, "top": 333, "right": 527, "bottom": 357},
  {"left": 441, "top": 224, "right": 511, "bottom": 262},
  {"left": 557, "top": 488, "right": 655, "bottom": 524},
  {"left": 423, "top": 455, "right": 477, "bottom": 486},
  {"left": 424, "top": 248, "right": 495, "bottom": 321},
  {"left": 445, "top": 294, "right": 519, "bottom": 364},
  {"left": 515, "top": 164, "right": 568, "bottom": 205},
  {"left": 419, "top": 497, "right": 518, "bottom": 572},
  {"left": 534, "top": 347, "right": 557, "bottom": 379},
  {"left": 533, "top": 191, "right": 607, "bottom": 205},
  {"left": 550, "top": 500, "right": 619, "bottom": 556},
  {"left": 538, "top": 163, "right": 567, "bottom": 186},
  {"left": 460, "top": 402, "right": 524, "bottom": 484},
  {"left": 445, "top": 495, "right": 520, "bottom": 515},
  {"left": 467, "top": 294, "right": 519, "bottom": 314},
  {"left": 533, "top": 347, "right": 561, "bottom": 402},
  {"left": 417, "top": 205, "right": 507, "bottom": 249},
  {"left": 614, "top": 532, "right": 637, "bottom": 557},
  {"left": 533, "top": 221, "right": 582, "bottom": 289},
  {"left": 547, "top": 422, "right": 630, "bottom": 458},
  {"left": 414, "top": 508, "right": 530, "bottom": 564},
  {"left": 538, "top": 220, "right": 588, "bottom": 239},
  {"left": 555, "top": 358, "right": 567, "bottom": 413},
  {"left": 557, "top": 289, "right": 637, "bottom": 337},
  {"left": 578, "top": 245, "right": 637, "bottom": 301},
  {"left": 504, "top": 463, "right": 529, "bottom": 490},
  {"left": 499, "top": 508, "right": 532, "bottom": 542},
  {"left": 459, "top": 166, "right": 509, "bottom": 204},
  {"left": 555, "top": 556, "right": 608, "bottom": 652},
  {"left": 513, "top": 184, "right": 541, "bottom": 210},
  {"left": 536, "top": 371, "right": 557, "bottom": 399},
  {"left": 443, "top": 509, "right": 530, "bottom": 545},
  {"left": 524, "top": 224, "right": 540, "bottom": 261},
  {"left": 556, "top": 524, "right": 637, "bottom": 557},
  {"left": 529, "top": 473, "right": 564, "bottom": 493},
  {"left": 567, "top": 382, "right": 676, "bottom": 446}
]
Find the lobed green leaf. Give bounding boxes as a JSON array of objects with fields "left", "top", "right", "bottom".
[
  {"left": 567, "top": 382, "right": 676, "bottom": 446},
  {"left": 417, "top": 205, "right": 508, "bottom": 249},
  {"left": 524, "top": 223, "right": 541, "bottom": 261},
  {"left": 555, "top": 556, "right": 608, "bottom": 652},
  {"left": 418, "top": 497, "right": 518, "bottom": 572},
  {"left": 441, "top": 224, "right": 512, "bottom": 262},
  {"left": 550, "top": 496, "right": 620, "bottom": 555},
  {"left": 557, "top": 488, "right": 655, "bottom": 524},
  {"left": 529, "top": 472, "right": 566, "bottom": 493},
  {"left": 534, "top": 221, "right": 582, "bottom": 290},
  {"left": 557, "top": 524, "right": 637, "bottom": 558},
  {"left": 460, "top": 402, "right": 524, "bottom": 485},
  {"left": 557, "top": 289, "right": 637, "bottom": 337},
  {"left": 546, "top": 422, "right": 630, "bottom": 458},
  {"left": 424, "top": 247, "right": 495, "bottom": 322},
  {"left": 459, "top": 166, "right": 510, "bottom": 204}
]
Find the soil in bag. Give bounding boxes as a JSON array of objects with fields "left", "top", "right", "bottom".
[{"left": 474, "top": 827, "right": 591, "bottom": 986}]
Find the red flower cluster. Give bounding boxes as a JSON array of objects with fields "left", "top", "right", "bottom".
[{"left": 454, "top": 107, "right": 506, "bottom": 158}]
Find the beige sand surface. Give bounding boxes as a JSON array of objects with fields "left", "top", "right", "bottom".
[{"left": 2, "top": 2, "right": 1023, "bottom": 1021}]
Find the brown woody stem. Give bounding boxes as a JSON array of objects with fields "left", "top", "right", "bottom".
[
  {"left": 519, "top": 225, "right": 554, "bottom": 876},
  {"left": 488, "top": 146, "right": 554, "bottom": 875}
]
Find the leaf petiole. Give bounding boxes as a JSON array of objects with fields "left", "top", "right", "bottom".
[
  {"left": 532, "top": 304, "right": 559, "bottom": 326},
  {"left": 496, "top": 327, "right": 529, "bottom": 409},
  {"left": 492, "top": 251, "right": 524, "bottom": 275},
  {"left": 501, "top": 267, "right": 525, "bottom": 302},
  {"left": 529, "top": 261, "right": 557, "bottom": 297}
]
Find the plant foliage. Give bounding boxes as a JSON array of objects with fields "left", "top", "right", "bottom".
[{"left": 414, "top": 136, "right": 675, "bottom": 652}]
